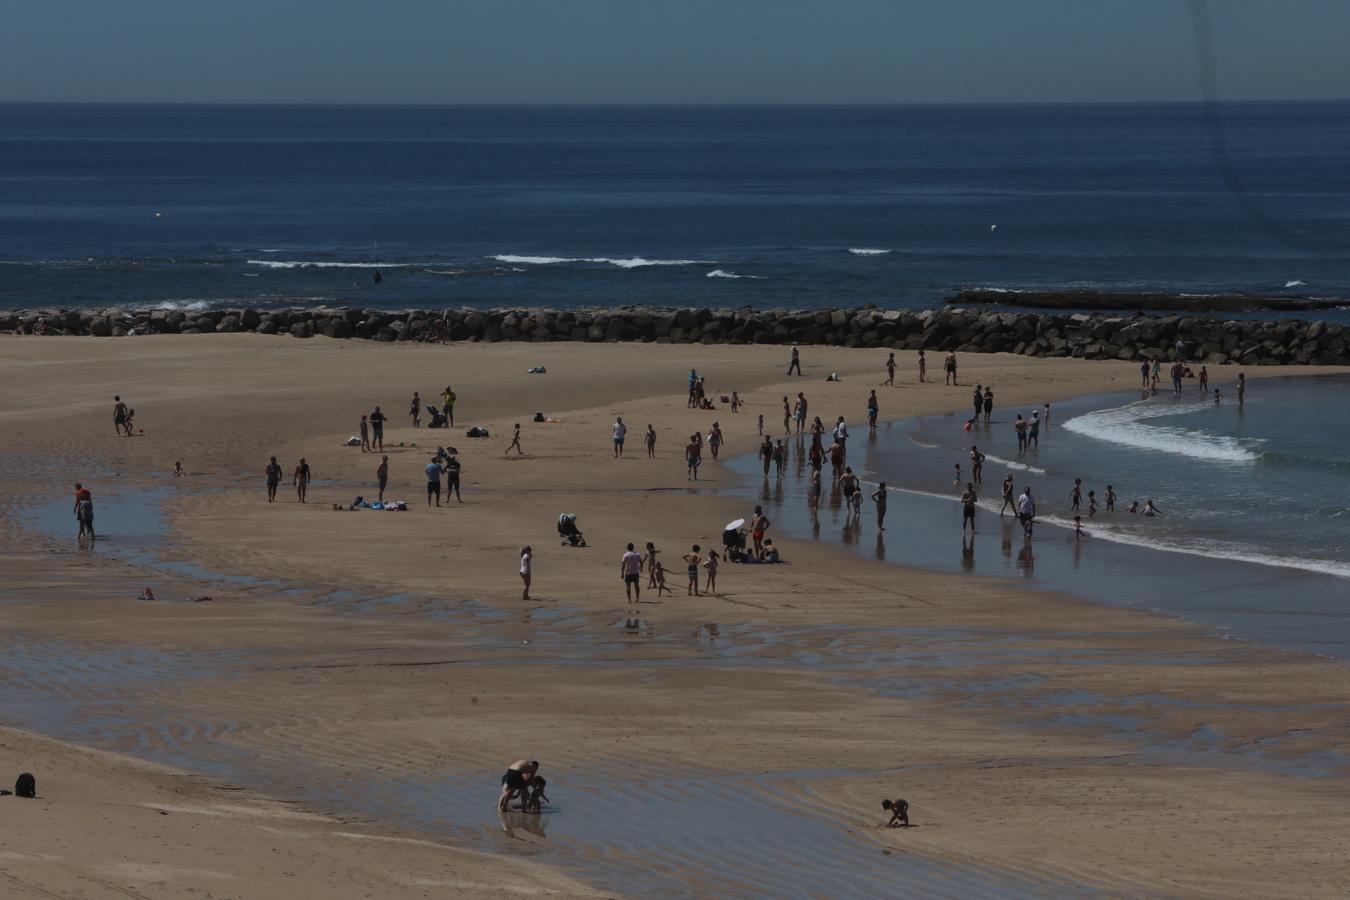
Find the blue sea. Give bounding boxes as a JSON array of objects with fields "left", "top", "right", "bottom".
[
  {"left": 3, "top": 102, "right": 1350, "bottom": 315},
  {"left": 729, "top": 373, "right": 1350, "bottom": 657}
]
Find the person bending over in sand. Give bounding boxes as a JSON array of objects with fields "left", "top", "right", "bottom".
[
  {"left": 506, "top": 423, "right": 523, "bottom": 456},
  {"left": 882, "top": 798, "right": 910, "bottom": 827},
  {"left": 621, "top": 543, "right": 642, "bottom": 603},
  {"left": 519, "top": 547, "right": 532, "bottom": 600},
  {"left": 498, "top": 759, "right": 539, "bottom": 812},
  {"left": 293, "top": 458, "right": 311, "bottom": 503},
  {"left": 683, "top": 545, "right": 702, "bottom": 596},
  {"left": 524, "top": 777, "right": 549, "bottom": 814},
  {"left": 871, "top": 482, "right": 888, "bottom": 530},
  {"left": 174, "top": 461, "right": 185, "bottom": 478}
]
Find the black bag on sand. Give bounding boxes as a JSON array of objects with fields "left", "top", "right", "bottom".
[{"left": 15, "top": 772, "right": 35, "bottom": 798}]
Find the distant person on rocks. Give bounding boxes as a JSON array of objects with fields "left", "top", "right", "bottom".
[
  {"left": 944, "top": 351, "right": 958, "bottom": 386},
  {"left": 410, "top": 391, "right": 421, "bottom": 427},
  {"left": 787, "top": 344, "right": 802, "bottom": 376},
  {"left": 612, "top": 416, "right": 627, "bottom": 457},
  {"left": 293, "top": 458, "right": 311, "bottom": 503},
  {"left": 519, "top": 547, "right": 533, "bottom": 600},
  {"left": 621, "top": 543, "right": 643, "bottom": 603},
  {"left": 266, "top": 456, "right": 282, "bottom": 503},
  {"left": 377, "top": 455, "right": 389, "bottom": 502},
  {"left": 369, "top": 405, "right": 386, "bottom": 451}
]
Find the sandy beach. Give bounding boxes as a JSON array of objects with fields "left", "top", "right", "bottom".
[{"left": 4, "top": 334, "right": 1350, "bottom": 897}]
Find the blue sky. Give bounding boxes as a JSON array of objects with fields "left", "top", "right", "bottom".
[{"left": 2, "top": 0, "right": 1347, "bottom": 104}]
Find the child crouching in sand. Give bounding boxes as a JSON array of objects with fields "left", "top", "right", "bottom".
[{"left": 882, "top": 798, "right": 910, "bottom": 827}]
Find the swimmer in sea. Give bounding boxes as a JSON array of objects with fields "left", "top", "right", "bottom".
[
  {"left": 1143, "top": 499, "right": 1163, "bottom": 517},
  {"left": 1126, "top": 500, "right": 1139, "bottom": 514},
  {"left": 1087, "top": 490, "right": 1098, "bottom": 518},
  {"left": 1105, "top": 485, "right": 1117, "bottom": 512}
]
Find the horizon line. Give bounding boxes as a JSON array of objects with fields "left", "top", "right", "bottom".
[{"left": 1, "top": 97, "right": 1347, "bottom": 109}]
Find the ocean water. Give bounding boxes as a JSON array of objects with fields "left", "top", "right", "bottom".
[
  {"left": 728, "top": 373, "right": 1350, "bottom": 657},
  {"left": 3, "top": 102, "right": 1350, "bottom": 315}
]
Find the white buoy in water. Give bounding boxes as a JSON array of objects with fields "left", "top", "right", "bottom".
[
  {"left": 154, "top": 212, "right": 163, "bottom": 218},
  {"left": 990, "top": 224, "right": 998, "bottom": 232}
]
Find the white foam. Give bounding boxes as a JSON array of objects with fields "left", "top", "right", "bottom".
[
  {"left": 1062, "top": 399, "right": 1262, "bottom": 463},
  {"left": 489, "top": 254, "right": 711, "bottom": 269},
  {"left": 848, "top": 248, "right": 892, "bottom": 256},
  {"left": 153, "top": 300, "right": 211, "bottom": 311},
  {"left": 706, "top": 269, "right": 765, "bottom": 279},
  {"left": 1284, "top": 279, "right": 1307, "bottom": 288},
  {"left": 246, "top": 260, "right": 411, "bottom": 269},
  {"left": 982, "top": 453, "right": 1047, "bottom": 475}
]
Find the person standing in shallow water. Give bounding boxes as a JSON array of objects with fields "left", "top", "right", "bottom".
[
  {"left": 983, "top": 385, "right": 994, "bottom": 424},
  {"left": 867, "top": 390, "right": 879, "bottom": 431},
  {"left": 519, "top": 547, "right": 532, "bottom": 600},
  {"left": 871, "top": 482, "right": 888, "bottom": 530}
]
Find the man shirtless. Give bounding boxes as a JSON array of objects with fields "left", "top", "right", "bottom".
[
  {"left": 498, "top": 759, "right": 540, "bottom": 812},
  {"left": 293, "top": 458, "right": 312, "bottom": 503}
]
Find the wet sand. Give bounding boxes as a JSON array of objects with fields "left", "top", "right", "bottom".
[{"left": 3, "top": 334, "right": 1350, "bottom": 897}]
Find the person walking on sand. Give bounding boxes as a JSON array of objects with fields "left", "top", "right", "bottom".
[
  {"left": 505, "top": 423, "right": 523, "bottom": 456},
  {"left": 867, "top": 390, "right": 879, "bottom": 431},
  {"left": 293, "top": 458, "right": 312, "bottom": 503},
  {"left": 621, "top": 543, "right": 643, "bottom": 603},
  {"left": 961, "top": 483, "right": 978, "bottom": 534},
  {"left": 687, "top": 434, "right": 703, "bottom": 480},
  {"left": 425, "top": 457, "right": 444, "bottom": 507},
  {"left": 787, "top": 344, "right": 802, "bottom": 376},
  {"left": 871, "top": 482, "right": 888, "bottom": 530},
  {"left": 646, "top": 424, "right": 657, "bottom": 458},
  {"left": 644, "top": 542, "right": 660, "bottom": 588},
  {"left": 113, "top": 396, "right": 130, "bottom": 436},
  {"left": 519, "top": 547, "right": 532, "bottom": 600},
  {"left": 708, "top": 421, "right": 723, "bottom": 460},
  {"left": 885, "top": 352, "right": 896, "bottom": 386},
  {"left": 999, "top": 473, "right": 1015, "bottom": 516},
  {"left": 918, "top": 349, "right": 927, "bottom": 383},
  {"left": 983, "top": 386, "right": 994, "bottom": 424},
  {"left": 369, "top": 405, "right": 387, "bottom": 451},
  {"left": 945, "top": 351, "right": 958, "bottom": 386},
  {"left": 612, "top": 416, "right": 627, "bottom": 458},
  {"left": 441, "top": 386, "right": 456, "bottom": 427},
  {"left": 266, "top": 456, "right": 282, "bottom": 503},
  {"left": 409, "top": 391, "right": 421, "bottom": 428},
  {"left": 704, "top": 549, "right": 720, "bottom": 595},
  {"left": 376, "top": 455, "right": 389, "bottom": 502},
  {"left": 683, "top": 545, "right": 703, "bottom": 596},
  {"left": 359, "top": 415, "right": 371, "bottom": 453}
]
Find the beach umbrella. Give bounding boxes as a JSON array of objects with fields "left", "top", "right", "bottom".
[{"left": 725, "top": 518, "right": 745, "bottom": 531}]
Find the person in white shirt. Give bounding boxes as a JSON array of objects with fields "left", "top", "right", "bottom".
[
  {"left": 612, "top": 417, "right": 627, "bottom": 458},
  {"left": 1016, "top": 488, "right": 1036, "bottom": 538},
  {"left": 620, "top": 543, "right": 642, "bottom": 603},
  {"left": 519, "top": 546, "right": 533, "bottom": 600}
]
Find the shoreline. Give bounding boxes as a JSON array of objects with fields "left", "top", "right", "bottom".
[{"left": 4, "top": 336, "right": 1350, "bottom": 896}]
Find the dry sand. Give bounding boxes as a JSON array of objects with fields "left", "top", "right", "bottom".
[{"left": 2, "top": 334, "right": 1349, "bottom": 897}]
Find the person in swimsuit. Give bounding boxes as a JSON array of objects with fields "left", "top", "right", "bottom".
[
  {"left": 795, "top": 393, "right": 808, "bottom": 433},
  {"left": 376, "top": 455, "right": 389, "bottom": 502},
  {"left": 885, "top": 353, "right": 896, "bottom": 386},
  {"left": 773, "top": 439, "right": 786, "bottom": 477},
  {"left": 1069, "top": 478, "right": 1082, "bottom": 513},
  {"left": 970, "top": 445, "right": 984, "bottom": 483},
  {"left": 999, "top": 474, "right": 1015, "bottom": 516},
  {"left": 506, "top": 423, "right": 523, "bottom": 456},
  {"left": 445, "top": 454, "right": 462, "bottom": 502},
  {"left": 829, "top": 441, "right": 845, "bottom": 480},
  {"left": 519, "top": 547, "right": 532, "bottom": 600},
  {"left": 1143, "top": 499, "right": 1163, "bottom": 517},
  {"left": 708, "top": 422, "right": 723, "bottom": 460},
  {"left": 687, "top": 370, "right": 698, "bottom": 409},
  {"left": 113, "top": 396, "right": 130, "bottom": 436},
  {"left": 782, "top": 396, "right": 791, "bottom": 434},
  {"left": 293, "top": 458, "right": 311, "bottom": 503},
  {"left": 646, "top": 424, "right": 657, "bottom": 458},
  {"left": 1014, "top": 415, "right": 1028, "bottom": 451},
  {"left": 686, "top": 435, "right": 702, "bottom": 481},
  {"left": 683, "top": 545, "right": 702, "bottom": 596},
  {"left": 73, "top": 483, "right": 94, "bottom": 540},
  {"left": 731, "top": 391, "right": 740, "bottom": 414},
  {"left": 787, "top": 344, "right": 801, "bottom": 376},
  {"left": 759, "top": 436, "right": 773, "bottom": 477},
  {"left": 1074, "top": 515, "right": 1087, "bottom": 541},
  {"left": 621, "top": 543, "right": 643, "bottom": 603},
  {"left": 808, "top": 441, "right": 824, "bottom": 472},
  {"left": 1017, "top": 487, "right": 1036, "bottom": 537},
  {"left": 359, "top": 415, "right": 371, "bottom": 453},
  {"left": 1237, "top": 372, "right": 1246, "bottom": 406},
  {"left": 1105, "top": 485, "right": 1117, "bottom": 511},
  {"left": 369, "top": 406, "right": 386, "bottom": 451},
  {"left": 644, "top": 542, "right": 660, "bottom": 588},
  {"left": 703, "top": 549, "right": 720, "bottom": 595},
  {"left": 498, "top": 759, "right": 539, "bottom": 812},
  {"left": 972, "top": 386, "right": 984, "bottom": 422},
  {"left": 810, "top": 416, "right": 825, "bottom": 447},
  {"left": 983, "top": 386, "right": 994, "bottom": 423},
  {"left": 1087, "top": 490, "right": 1098, "bottom": 518},
  {"left": 750, "top": 506, "right": 771, "bottom": 558},
  {"left": 174, "top": 461, "right": 185, "bottom": 478},
  {"left": 944, "top": 351, "right": 958, "bottom": 386},
  {"left": 1198, "top": 367, "right": 1208, "bottom": 394},
  {"left": 867, "top": 390, "right": 879, "bottom": 431},
  {"left": 871, "top": 482, "right": 888, "bottom": 530},
  {"left": 810, "top": 466, "right": 823, "bottom": 507},
  {"left": 1140, "top": 360, "right": 1151, "bottom": 389},
  {"left": 613, "top": 417, "right": 627, "bottom": 458},
  {"left": 1029, "top": 412, "right": 1040, "bottom": 448},
  {"left": 409, "top": 391, "right": 421, "bottom": 427},
  {"left": 266, "top": 456, "right": 282, "bottom": 503},
  {"left": 918, "top": 349, "right": 926, "bottom": 383},
  {"left": 961, "top": 483, "right": 977, "bottom": 534},
  {"left": 757, "top": 414, "right": 764, "bottom": 436},
  {"left": 882, "top": 798, "right": 910, "bottom": 827}
]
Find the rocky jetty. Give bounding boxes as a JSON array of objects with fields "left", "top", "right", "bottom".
[{"left": 3, "top": 306, "right": 1348, "bottom": 366}]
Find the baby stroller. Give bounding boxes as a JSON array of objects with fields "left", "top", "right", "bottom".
[
  {"left": 558, "top": 513, "right": 587, "bottom": 547},
  {"left": 426, "top": 405, "right": 449, "bottom": 428},
  {"left": 722, "top": 518, "right": 748, "bottom": 562}
]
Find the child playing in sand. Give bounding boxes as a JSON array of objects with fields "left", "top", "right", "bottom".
[
  {"left": 524, "top": 777, "right": 549, "bottom": 813},
  {"left": 882, "top": 798, "right": 910, "bottom": 827},
  {"left": 174, "top": 461, "right": 185, "bottom": 477},
  {"left": 683, "top": 545, "right": 702, "bottom": 596}
]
